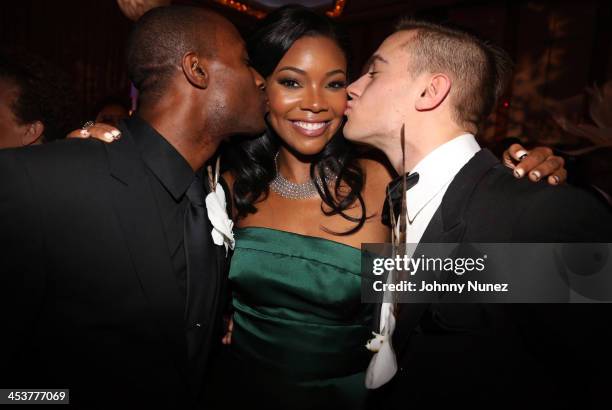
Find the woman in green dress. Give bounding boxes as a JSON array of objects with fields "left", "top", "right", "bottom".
[{"left": 217, "top": 7, "right": 391, "bottom": 408}]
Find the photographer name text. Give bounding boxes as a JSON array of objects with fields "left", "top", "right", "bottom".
[{"left": 373, "top": 280, "right": 509, "bottom": 293}]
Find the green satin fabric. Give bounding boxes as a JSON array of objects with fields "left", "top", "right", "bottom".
[{"left": 229, "top": 227, "right": 372, "bottom": 407}]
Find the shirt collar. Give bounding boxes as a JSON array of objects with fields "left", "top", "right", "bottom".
[
  {"left": 125, "top": 116, "right": 196, "bottom": 201},
  {"left": 406, "top": 133, "right": 481, "bottom": 221}
]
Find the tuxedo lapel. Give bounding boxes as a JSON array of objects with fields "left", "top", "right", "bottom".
[
  {"left": 197, "top": 209, "right": 225, "bottom": 363},
  {"left": 392, "top": 210, "right": 466, "bottom": 352},
  {"left": 183, "top": 169, "right": 228, "bottom": 386},
  {"left": 392, "top": 149, "right": 500, "bottom": 356},
  {"left": 188, "top": 178, "right": 223, "bottom": 341},
  {"left": 104, "top": 127, "right": 188, "bottom": 374},
  {"left": 196, "top": 178, "right": 223, "bottom": 325}
]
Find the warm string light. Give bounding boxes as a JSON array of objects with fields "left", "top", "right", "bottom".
[
  {"left": 213, "top": 0, "right": 347, "bottom": 19},
  {"left": 325, "top": 0, "right": 346, "bottom": 18},
  {"left": 213, "top": 0, "right": 266, "bottom": 19}
]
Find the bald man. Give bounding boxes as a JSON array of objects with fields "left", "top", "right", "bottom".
[{"left": 0, "top": 6, "right": 266, "bottom": 408}]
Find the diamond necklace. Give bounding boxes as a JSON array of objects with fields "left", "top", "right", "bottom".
[{"left": 269, "top": 152, "right": 336, "bottom": 200}]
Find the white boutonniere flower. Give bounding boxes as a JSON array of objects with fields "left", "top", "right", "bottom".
[
  {"left": 205, "top": 158, "right": 235, "bottom": 256},
  {"left": 365, "top": 331, "right": 387, "bottom": 353},
  {"left": 365, "top": 302, "right": 397, "bottom": 389}
]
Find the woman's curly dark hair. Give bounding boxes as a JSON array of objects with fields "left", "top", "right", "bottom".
[
  {"left": 0, "top": 48, "right": 78, "bottom": 142},
  {"left": 225, "top": 5, "right": 368, "bottom": 235}
]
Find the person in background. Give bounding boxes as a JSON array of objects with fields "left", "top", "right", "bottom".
[
  {"left": 0, "top": 49, "right": 77, "bottom": 149},
  {"left": 94, "top": 95, "right": 131, "bottom": 127}
]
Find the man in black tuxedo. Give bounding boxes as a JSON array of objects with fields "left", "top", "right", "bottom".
[
  {"left": 0, "top": 6, "right": 266, "bottom": 408},
  {"left": 344, "top": 19, "right": 612, "bottom": 409}
]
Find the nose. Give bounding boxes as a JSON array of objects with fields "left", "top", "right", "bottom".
[
  {"left": 300, "top": 86, "right": 327, "bottom": 113},
  {"left": 251, "top": 68, "right": 265, "bottom": 91},
  {"left": 347, "top": 75, "right": 365, "bottom": 100}
]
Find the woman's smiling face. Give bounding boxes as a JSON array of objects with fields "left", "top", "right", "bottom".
[{"left": 266, "top": 35, "right": 348, "bottom": 156}]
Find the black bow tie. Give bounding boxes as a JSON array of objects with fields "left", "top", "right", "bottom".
[{"left": 381, "top": 172, "right": 419, "bottom": 227}]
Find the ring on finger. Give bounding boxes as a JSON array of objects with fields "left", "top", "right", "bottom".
[{"left": 82, "top": 120, "right": 95, "bottom": 130}]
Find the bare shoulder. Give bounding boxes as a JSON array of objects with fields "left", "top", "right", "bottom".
[
  {"left": 356, "top": 158, "right": 393, "bottom": 230},
  {"left": 350, "top": 157, "right": 392, "bottom": 241},
  {"left": 359, "top": 157, "right": 393, "bottom": 195}
]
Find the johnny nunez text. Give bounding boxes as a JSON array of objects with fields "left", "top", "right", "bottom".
[{"left": 373, "top": 280, "right": 509, "bottom": 293}]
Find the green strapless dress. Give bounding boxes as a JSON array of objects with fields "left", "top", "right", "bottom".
[{"left": 226, "top": 227, "right": 372, "bottom": 409}]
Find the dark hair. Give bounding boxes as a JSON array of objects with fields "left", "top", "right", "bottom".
[
  {"left": 126, "top": 5, "right": 219, "bottom": 102},
  {"left": 0, "top": 48, "right": 78, "bottom": 141},
  {"left": 226, "top": 5, "right": 368, "bottom": 235},
  {"left": 394, "top": 18, "right": 513, "bottom": 132}
]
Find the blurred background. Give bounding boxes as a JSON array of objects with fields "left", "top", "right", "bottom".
[{"left": 1, "top": 0, "right": 611, "bottom": 203}]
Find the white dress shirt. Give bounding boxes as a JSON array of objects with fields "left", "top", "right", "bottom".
[
  {"left": 405, "top": 133, "right": 481, "bottom": 244},
  {"left": 366, "top": 133, "right": 481, "bottom": 389}
]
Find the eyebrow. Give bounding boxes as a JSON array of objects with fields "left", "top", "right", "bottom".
[
  {"left": 277, "top": 66, "right": 306, "bottom": 75},
  {"left": 325, "top": 68, "right": 346, "bottom": 77},
  {"left": 365, "top": 54, "right": 389, "bottom": 68},
  {"left": 277, "top": 66, "right": 346, "bottom": 77}
]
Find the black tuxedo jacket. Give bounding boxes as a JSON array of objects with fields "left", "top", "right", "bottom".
[
  {"left": 0, "top": 123, "right": 229, "bottom": 409},
  {"left": 370, "top": 149, "right": 612, "bottom": 410}
]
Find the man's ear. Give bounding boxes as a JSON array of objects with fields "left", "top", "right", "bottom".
[
  {"left": 182, "top": 52, "right": 209, "bottom": 89},
  {"left": 415, "top": 73, "right": 451, "bottom": 112},
  {"left": 21, "top": 121, "right": 44, "bottom": 146}
]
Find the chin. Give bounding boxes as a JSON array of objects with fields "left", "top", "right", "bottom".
[
  {"left": 342, "top": 127, "right": 363, "bottom": 143},
  {"left": 342, "top": 122, "right": 358, "bottom": 140},
  {"left": 342, "top": 131, "right": 356, "bottom": 142},
  {"left": 289, "top": 140, "right": 329, "bottom": 157}
]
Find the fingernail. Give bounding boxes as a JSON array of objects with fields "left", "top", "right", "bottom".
[
  {"left": 80, "top": 129, "right": 88, "bottom": 137},
  {"left": 552, "top": 175, "right": 560, "bottom": 185},
  {"left": 514, "top": 168, "right": 524, "bottom": 178},
  {"left": 531, "top": 170, "right": 541, "bottom": 181},
  {"left": 103, "top": 132, "right": 114, "bottom": 142},
  {"left": 517, "top": 150, "right": 528, "bottom": 161},
  {"left": 111, "top": 130, "right": 121, "bottom": 139}
]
